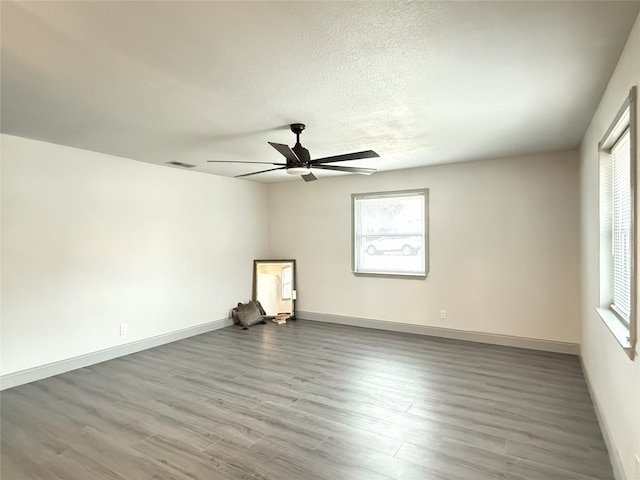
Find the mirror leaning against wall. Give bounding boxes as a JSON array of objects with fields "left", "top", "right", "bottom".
[{"left": 253, "top": 259, "right": 296, "bottom": 320}]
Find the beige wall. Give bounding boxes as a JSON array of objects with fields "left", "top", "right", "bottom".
[
  {"left": 1, "top": 135, "right": 269, "bottom": 375},
  {"left": 580, "top": 14, "right": 640, "bottom": 480},
  {"left": 268, "top": 150, "right": 581, "bottom": 344}
]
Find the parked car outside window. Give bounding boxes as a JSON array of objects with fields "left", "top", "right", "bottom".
[{"left": 365, "top": 235, "right": 421, "bottom": 256}]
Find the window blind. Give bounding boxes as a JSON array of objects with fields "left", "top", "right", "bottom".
[{"left": 611, "top": 128, "right": 632, "bottom": 325}]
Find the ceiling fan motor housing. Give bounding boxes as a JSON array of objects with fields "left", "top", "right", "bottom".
[{"left": 292, "top": 143, "right": 311, "bottom": 164}]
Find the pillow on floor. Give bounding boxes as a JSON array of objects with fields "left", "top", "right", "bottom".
[
  {"left": 232, "top": 301, "right": 264, "bottom": 329},
  {"left": 254, "top": 300, "right": 267, "bottom": 316}
]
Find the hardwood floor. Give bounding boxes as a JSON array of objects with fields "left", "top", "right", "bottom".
[{"left": 1, "top": 320, "right": 613, "bottom": 480}]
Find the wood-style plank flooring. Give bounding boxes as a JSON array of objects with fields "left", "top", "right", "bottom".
[{"left": 1, "top": 320, "right": 613, "bottom": 480}]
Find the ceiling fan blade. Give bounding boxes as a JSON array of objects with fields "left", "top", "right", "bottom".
[
  {"left": 207, "top": 160, "right": 286, "bottom": 166},
  {"left": 312, "top": 164, "right": 376, "bottom": 175},
  {"left": 235, "top": 166, "right": 287, "bottom": 178},
  {"left": 268, "top": 142, "right": 300, "bottom": 164},
  {"left": 310, "top": 150, "right": 379, "bottom": 165},
  {"left": 301, "top": 172, "right": 318, "bottom": 182}
]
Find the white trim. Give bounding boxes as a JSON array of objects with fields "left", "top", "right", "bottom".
[
  {"left": 0, "top": 317, "right": 233, "bottom": 391},
  {"left": 595, "top": 307, "right": 634, "bottom": 354},
  {"left": 298, "top": 311, "right": 580, "bottom": 355},
  {"left": 580, "top": 356, "right": 627, "bottom": 480}
]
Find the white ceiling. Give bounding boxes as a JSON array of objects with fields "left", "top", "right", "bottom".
[{"left": 2, "top": 1, "right": 639, "bottom": 182}]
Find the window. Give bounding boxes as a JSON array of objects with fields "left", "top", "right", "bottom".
[
  {"left": 281, "top": 265, "right": 292, "bottom": 300},
  {"left": 597, "top": 86, "right": 637, "bottom": 359},
  {"left": 352, "top": 189, "right": 429, "bottom": 277}
]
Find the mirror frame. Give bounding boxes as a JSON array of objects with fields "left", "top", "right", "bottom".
[{"left": 252, "top": 259, "right": 297, "bottom": 320}]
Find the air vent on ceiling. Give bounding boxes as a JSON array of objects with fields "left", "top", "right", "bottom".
[{"left": 166, "top": 161, "right": 196, "bottom": 168}]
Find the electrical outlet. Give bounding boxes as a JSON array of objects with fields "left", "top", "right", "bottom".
[
  {"left": 439, "top": 309, "right": 447, "bottom": 319},
  {"left": 120, "top": 323, "right": 128, "bottom": 335}
]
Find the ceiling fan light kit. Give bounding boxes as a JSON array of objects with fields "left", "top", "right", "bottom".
[
  {"left": 286, "top": 166, "right": 311, "bottom": 175},
  {"left": 207, "top": 123, "right": 379, "bottom": 182}
]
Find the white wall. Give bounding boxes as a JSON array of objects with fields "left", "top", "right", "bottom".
[
  {"left": 580, "top": 14, "right": 640, "bottom": 480},
  {"left": 268, "top": 150, "right": 581, "bottom": 344},
  {"left": 1, "top": 135, "right": 269, "bottom": 376}
]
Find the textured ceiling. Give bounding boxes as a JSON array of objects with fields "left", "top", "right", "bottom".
[{"left": 2, "top": 1, "right": 639, "bottom": 182}]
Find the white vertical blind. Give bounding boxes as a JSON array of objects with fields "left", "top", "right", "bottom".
[{"left": 611, "top": 128, "right": 632, "bottom": 325}]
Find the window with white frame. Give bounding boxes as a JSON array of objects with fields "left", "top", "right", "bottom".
[
  {"left": 598, "top": 86, "right": 637, "bottom": 359},
  {"left": 281, "top": 265, "right": 292, "bottom": 300},
  {"left": 352, "top": 189, "right": 428, "bottom": 277}
]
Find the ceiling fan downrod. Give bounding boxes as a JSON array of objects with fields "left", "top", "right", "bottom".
[
  {"left": 290, "top": 123, "right": 306, "bottom": 144},
  {"left": 289, "top": 123, "right": 311, "bottom": 165}
]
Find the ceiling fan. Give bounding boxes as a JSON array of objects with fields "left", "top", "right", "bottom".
[{"left": 207, "top": 123, "right": 379, "bottom": 182}]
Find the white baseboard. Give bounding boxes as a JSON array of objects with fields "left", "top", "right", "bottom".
[
  {"left": 580, "top": 357, "right": 627, "bottom": 480},
  {"left": 297, "top": 311, "right": 580, "bottom": 355},
  {"left": 0, "top": 317, "right": 233, "bottom": 391}
]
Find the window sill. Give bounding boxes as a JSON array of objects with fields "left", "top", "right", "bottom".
[
  {"left": 352, "top": 271, "right": 427, "bottom": 279},
  {"left": 595, "top": 307, "right": 635, "bottom": 359}
]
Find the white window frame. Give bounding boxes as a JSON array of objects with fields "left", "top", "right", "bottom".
[
  {"left": 352, "top": 188, "right": 429, "bottom": 278},
  {"left": 597, "top": 86, "right": 637, "bottom": 360},
  {"left": 281, "top": 265, "right": 292, "bottom": 300}
]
